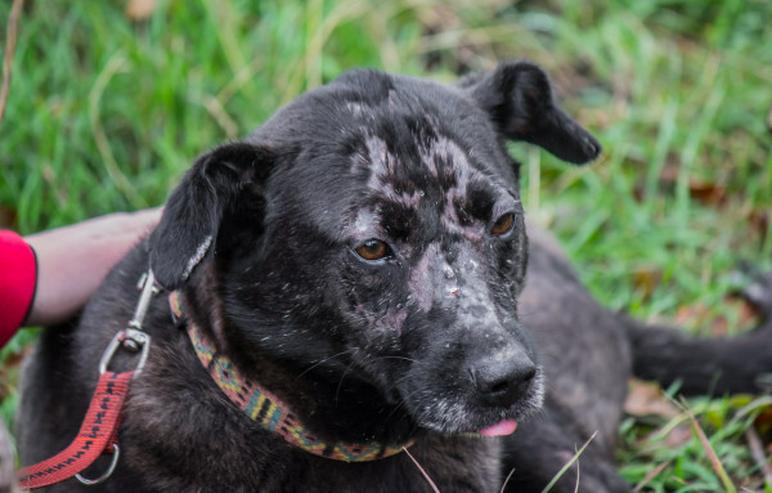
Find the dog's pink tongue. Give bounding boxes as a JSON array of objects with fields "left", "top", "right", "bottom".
[{"left": 478, "top": 419, "right": 518, "bottom": 437}]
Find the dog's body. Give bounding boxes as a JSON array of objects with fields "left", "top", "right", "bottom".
[{"left": 18, "top": 64, "right": 772, "bottom": 492}]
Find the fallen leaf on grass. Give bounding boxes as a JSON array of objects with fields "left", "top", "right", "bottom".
[
  {"left": 674, "top": 296, "right": 758, "bottom": 337},
  {"left": 663, "top": 424, "right": 693, "bottom": 448},
  {"left": 625, "top": 380, "right": 680, "bottom": 419},
  {"left": 624, "top": 382, "right": 696, "bottom": 450},
  {"left": 632, "top": 267, "right": 662, "bottom": 300},
  {"left": 674, "top": 303, "right": 715, "bottom": 331},
  {"left": 688, "top": 181, "right": 727, "bottom": 206},
  {"left": 657, "top": 161, "right": 728, "bottom": 207}
]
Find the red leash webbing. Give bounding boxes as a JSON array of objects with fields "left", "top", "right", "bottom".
[{"left": 17, "top": 371, "right": 133, "bottom": 490}]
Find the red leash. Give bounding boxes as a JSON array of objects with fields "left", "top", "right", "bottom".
[
  {"left": 17, "top": 270, "right": 158, "bottom": 489},
  {"left": 17, "top": 371, "right": 133, "bottom": 489}
]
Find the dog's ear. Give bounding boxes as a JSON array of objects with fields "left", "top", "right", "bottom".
[
  {"left": 464, "top": 61, "right": 601, "bottom": 164},
  {"left": 149, "top": 142, "right": 272, "bottom": 289}
]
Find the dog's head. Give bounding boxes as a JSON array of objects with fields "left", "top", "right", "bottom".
[{"left": 149, "top": 62, "right": 599, "bottom": 441}]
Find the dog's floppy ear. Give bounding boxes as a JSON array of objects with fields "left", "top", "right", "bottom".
[
  {"left": 149, "top": 142, "right": 272, "bottom": 289},
  {"left": 464, "top": 61, "right": 601, "bottom": 164}
]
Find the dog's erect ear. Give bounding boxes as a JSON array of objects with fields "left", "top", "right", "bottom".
[
  {"left": 149, "top": 142, "right": 273, "bottom": 289},
  {"left": 463, "top": 61, "right": 601, "bottom": 164}
]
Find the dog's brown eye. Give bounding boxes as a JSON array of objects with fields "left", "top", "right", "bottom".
[
  {"left": 355, "top": 239, "right": 390, "bottom": 261},
  {"left": 491, "top": 212, "right": 515, "bottom": 236}
]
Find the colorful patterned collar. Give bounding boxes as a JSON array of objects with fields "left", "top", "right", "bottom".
[{"left": 169, "top": 292, "right": 411, "bottom": 462}]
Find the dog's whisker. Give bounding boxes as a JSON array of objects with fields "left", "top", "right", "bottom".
[
  {"left": 387, "top": 373, "right": 415, "bottom": 392},
  {"left": 295, "top": 349, "right": 355, "bottom": 380},
  {"left": 334, "top": 352, "right": 360, "bottom": 406},
  {"left": 374, "top": 355, "right": 418, "bottom": 364},
  {"left": 383, "top": 388, "right": 422, "bottom": 423}
]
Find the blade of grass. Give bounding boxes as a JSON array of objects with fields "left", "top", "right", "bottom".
[
  {"left": 541, "top": 431, "right": 597, "bottom": 493},
  {"left": 0, "top": 0, "right": 24, "bottom": 125},
  {"left": 402, "top": 445, "right": 440, "bottom": 493},
  {"left": 679, "top": 398, "right": 737, "bottom": 493},
  {"left": 573, "top": 452, "right": 580, "bottom": 493},
  {"left": 500, "top": 467, "right": 516, "bottom": 493},
  {"left": 632, "top": 460, "right": 671, "bottom": 493},
  {"left": 88, "top": 52, "right": 144, "bottom": 207}
]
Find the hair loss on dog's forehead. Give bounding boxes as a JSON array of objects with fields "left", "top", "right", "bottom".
[
  {"left": 352, "top": 133, "right": 478, "bottom": 196},
  {"left": 345, "top": 117, "right": 515, "bottom": 242}
]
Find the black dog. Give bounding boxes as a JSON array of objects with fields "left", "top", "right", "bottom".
[{"left": 18, "top": 62, "right": 772, "bottom": 492}]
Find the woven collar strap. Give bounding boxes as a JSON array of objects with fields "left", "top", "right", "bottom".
[{"left": 169, "top": 292, "right": 409, "bottom": 462}]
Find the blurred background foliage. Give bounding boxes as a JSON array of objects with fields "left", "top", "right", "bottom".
[{"left": 0, "top": 0, "right": 770, "bottom": 490}]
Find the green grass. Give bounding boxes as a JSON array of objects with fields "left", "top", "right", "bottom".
[{"left": 1, "top": 0, "right": 770, "bottom": 490}]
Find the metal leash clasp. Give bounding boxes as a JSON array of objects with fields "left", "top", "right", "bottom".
[
  {"left": 98, "top": 269, "right": 159, "bottom": 379},
  {"left": 79, "top": 270, "right": 159, "bottom": 487}
]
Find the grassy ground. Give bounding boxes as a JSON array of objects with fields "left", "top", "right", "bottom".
[{"left": 1, "top": 0, "right": 770, "bottom": 490}]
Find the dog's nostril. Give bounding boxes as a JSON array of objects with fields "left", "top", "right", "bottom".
[
  {"left": 489, "top": 379, "right": 510, "bottom": 395},
  {"left": 473, "top": 358, "right": 537, "bottom": 406}
]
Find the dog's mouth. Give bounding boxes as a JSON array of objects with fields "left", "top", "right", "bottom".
[{"left": 399, "top": 367, "right": 545, "bottom": 436}]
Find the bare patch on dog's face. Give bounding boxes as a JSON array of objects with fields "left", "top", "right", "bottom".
[
  {"left": 344, "top": 123, "right": 527, "bottom": 315},
  {"left": 353, "top": 134, "right": 495, "bottom": 239}
]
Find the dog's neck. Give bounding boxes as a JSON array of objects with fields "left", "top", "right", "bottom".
[{"left": 170, "top": 285, "right": 418, "bottom": 460}]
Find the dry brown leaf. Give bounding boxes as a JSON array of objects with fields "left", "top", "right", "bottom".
[
  {"left": 625, "top": 380, "right": 680, "bottom": 419},
  {"left": 125, "top": 0, "right": 157, "bottom": 21},
  {"left": 674, "top": 302, "right": 713, "bottom": 329},
  {"left": 688, "top": 181, "right": 727, "bottom": 206},
  {"left": 674, "top": 297, "right": 759, "bottom": 336},
  {"left": 657, "top": 158, "right": 727, "bottom": 207},
  {"left": 663, "top": 424, "right": 693, "bottom": 448},
  {"left": 632, "top": 267, "right": 662, "bottom": 299}
]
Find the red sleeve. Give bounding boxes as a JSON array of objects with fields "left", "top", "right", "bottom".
[{"left": 0, "top": 230, "right": 37, "bottom": 347}]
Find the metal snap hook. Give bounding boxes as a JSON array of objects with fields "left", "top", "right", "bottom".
[
  {"left": 75, "top": 443, "right": 120, "bottom": 486},
  {"left": 99, "top": 329, "right": 151, "bottom": 378}
]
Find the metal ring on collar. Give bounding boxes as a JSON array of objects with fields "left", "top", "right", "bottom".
[{"left": 75, "top": 443, "right": 120, "bottom": 486}]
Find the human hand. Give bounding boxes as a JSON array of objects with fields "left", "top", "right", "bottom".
[{"left": 24, "top": 208, "right": 162, "bottom": 327}]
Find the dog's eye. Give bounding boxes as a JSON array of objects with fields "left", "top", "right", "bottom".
[
  {"left": 490, "top": 212, "right": 515, "bottom": 236},
  {"left": 355, "top": 239, "right": 391, "bottom": 261}
]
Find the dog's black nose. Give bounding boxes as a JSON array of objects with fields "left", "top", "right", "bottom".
[{"left": 472, "top": 355, "right": 536, "bottom": 407}]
